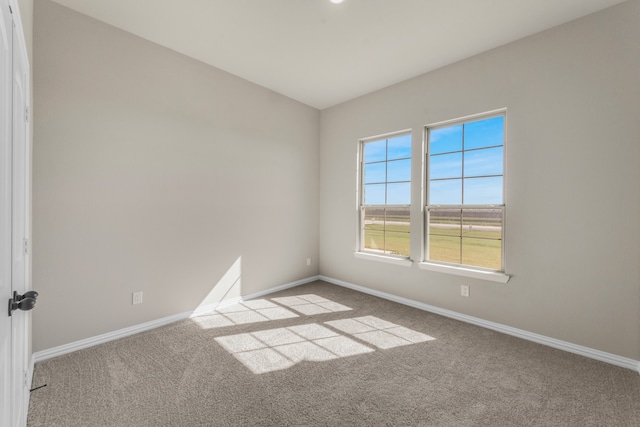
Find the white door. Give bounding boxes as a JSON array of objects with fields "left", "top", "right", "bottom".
[
  {"left": 0, "top": 1, "right": 30, "bottom": 426},
  {"left": 11, "top": 11, "right": 29, "bottom": 426},
  {"left": 0, "top": 1, "right": 15, "bottom": 426}
]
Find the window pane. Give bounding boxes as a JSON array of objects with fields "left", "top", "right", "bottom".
[
  {"left": 464, "top": 147, "right": 503, "bottom": 177},
  {"left": 429, "top": 209, "right": 461, "bottom": 237},
  {"left": 385, "top": 231, "right": 410, "bottom": 256},
  {"left": 364, "top": 162, "right": 386, "bottom": 184},
  {"left": 363, "top": 207, "right": 385, "bottom": 232},
  {"left": 364, "top": 228, "right": 384, "bottom": 253},
  {"left": 364, "top": 183, "right": 386, "bottom": 205},
  {"left": 429, "top": 235, "right": 461, "bottom": 264},
  {"left": 430, "top": 152, "right": 462, "bottom": 179},
  {"left": 363, "top": 207, "right": 385, "bottom": 252},
  {"left": 387, "top": 134, "right": 411, "bottom": 160},
  {"left": 430, "top": 124, "right": 462, "bottom": 154},
  {"left": 361, "top": 132, "right": 412, "bottom": 258},
  {"left": 464, "top": 116, "right": 504, "bottom": 150},
  {"left": 429, "top": 179, "right": 462, "bottom": 205},
  {"left": 364, "top": 140, "right": 386, "bottom": 163},
  {"left": 385, "top": 206, "right": 410, "bottom": 231},
  {"left": 386, "top": 207, "right": 410, "bottom": 256},
  {"left": 425, "top": 113, "right": 505, "bottom": 270},
  {"left": 462, "top": 238, "right": 502, "bottom": 270},
  {"left": 463, "top": 176, "right": 503, "bottom": 204},
  {"left": 387, "top": 159, "right": 411, "bottom": 182},
  {"left": 387, "top": 182, "right": 410, "bottom": 205},
  {"left": 462, "top": 209, "right": 502, "bottom": 239}
]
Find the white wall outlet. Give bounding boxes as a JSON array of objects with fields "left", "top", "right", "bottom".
[
  {"left": 460, "top": 285, "right": 470, "bottom": 297},
  {"left": 306, "top": 258, "right": 311, "bottom": 266},
  {"left": 132, "top": 291, "right": 143, "bottom": 305}
]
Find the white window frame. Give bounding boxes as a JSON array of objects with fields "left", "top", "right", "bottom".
[
  {"left": 355, "top": 130, "right": 413, "bottom": 267},
  {"left": 420, "top": 110, "right": 510, "bottom": 283}
]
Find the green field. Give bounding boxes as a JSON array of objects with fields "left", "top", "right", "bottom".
[
  {"left": 363, "top": 222, "right": 502, "bottom": 270},
  {"left": 363, "top": 228, "right": 411, "bottom": 257},
  {"left": 429, "top": 232, "right": 501, "bottom": 270}
]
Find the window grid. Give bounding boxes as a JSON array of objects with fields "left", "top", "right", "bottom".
[
  {"left": 360, "top": 133, "right": 411, "bottom": 258},
  {"left": 425, "top": 113, "right": 505, "bottom": 272}
]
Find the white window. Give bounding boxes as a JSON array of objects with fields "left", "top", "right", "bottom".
[
  {"left": 358, "top": 132, "right": 411, "bottom": 259},
  {"left": 425, "top": 112, "right": 505, "bottom": 272}
]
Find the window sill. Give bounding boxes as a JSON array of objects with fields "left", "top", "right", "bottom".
[
  {"left": 354, "top": 252, "right": 413, "bottom": 267},
  {"left": 418, "top": 262, "right": 510, "bottom": 283}
]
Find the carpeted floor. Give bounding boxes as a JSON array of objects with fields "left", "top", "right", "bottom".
[{"left": 28, "top": 280, "right": 640, "bottom": 426}]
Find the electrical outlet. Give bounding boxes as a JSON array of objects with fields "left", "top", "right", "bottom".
[
  {"left": 306, "top": 258, "right": 311, "bottom": 266},
  {"left": 460, "top": 285, "right": 470, "bottom": 297},
  {"left": 132, "top": 291, "right": 143, "bottom": 305}
]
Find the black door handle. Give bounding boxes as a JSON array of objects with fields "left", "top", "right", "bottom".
[
  {"left": 8, "top": 290, "right": 38, "bottom": 316},
  {"left": 22, "top": 290, "right": 38, "bottom": 300}
]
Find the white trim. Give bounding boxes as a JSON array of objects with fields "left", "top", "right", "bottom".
[
  {"left": 32, "top": 273, "right": 640, "bottom": 375},
  {"left": 424, "top": 110, "right": 508, "bottom": 276},
  {"left": 354, "top": 251, "right": 413, "bottom": 267},
  {"left": 360, "top": 128, "right": 412, "bottom": 144},
  {"left": 34, "top": 312, "right": 189, "bottom": 363},
  {"left": 418, "top": 262, "right": 510, "bottom": 283},
  {"left": 27, "top": 354, "right": 33, "bottom": 391},
  {"left": 7, "top": 0, "right": 27, "bottom": 75},
  {"left": 7, "top": 3, "right": 31, "bottom": 425},
  {"left": 357, "top": 130, "right": 413, "bottom": 257},
  {"left": 318, "top": 275, "right": 639, "bottom": 373},
  {"left": 33, "top": 275, "right": 320, "bottom": 363},
  {"left": 425, "top": 108, "right": 507, "bottom": 129},
  {"left": 25, "top": 354, "right": 33, "bottom": 418}
]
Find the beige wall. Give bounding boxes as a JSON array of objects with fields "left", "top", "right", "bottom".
[
  {"left": 320, "top": 0, "right": 640, "bottom": 359},
  {"left": 33, "top": 1, "right": 320, "bottom": 351},
  {"left": 33, "top": 0, "right": 640, "bottom": 361}
]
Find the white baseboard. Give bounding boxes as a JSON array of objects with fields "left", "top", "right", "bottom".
[
  {"left": 319, "top": 275, "right": 640, "bottom": 374},
  {"left": 33, "top": 273, "right": 639, "bottom": 375},
  {"left": 33, "top": 275, "right": 320, "bottom": 363}
]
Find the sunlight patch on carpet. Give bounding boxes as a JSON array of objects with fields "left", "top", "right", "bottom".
[
  {"left": 192, "top": 294, "right": 352, "bottom": 330},
  {"left": 215, "top": 323, "right": 372, "bottom": 374},
  {"left": 191, "top": 299, "right": 299, "bottom": 329},
  {"left": 326, "top": 316, "right": 436, "bottom": 350},
  {"left": 215, "top": 317, "right": 435, "bottom": 374},
  {"left": 272, "top": 294, "right": 352, "bottom": 315}
]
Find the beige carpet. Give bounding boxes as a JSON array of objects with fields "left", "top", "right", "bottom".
[{"left": 28, "top": 281, "right": 640, "bottom": 426}]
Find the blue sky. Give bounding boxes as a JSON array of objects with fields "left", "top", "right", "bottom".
[
  {"left": 364, "top": 134, "right": 411, "bottom": 163},
  {"left": 429, "top": 116, "right": 504, "bottom": 205},
  {"left": 363, "top": 134, "right": 411, "bottom": 205},
  {"left": 362, "top": 116, "right": 504, "bottom": 206},
  {"left": 430, "top": 116, "right": 503, "bottom": 153}
]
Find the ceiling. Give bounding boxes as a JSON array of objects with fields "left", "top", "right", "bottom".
[{"left": 50, "top": 0, "right": 626, "bottom": 109}]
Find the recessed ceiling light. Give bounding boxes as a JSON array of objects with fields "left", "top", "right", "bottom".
[{"left": 330, "top": 0, "right": 344, "bottom": 4}]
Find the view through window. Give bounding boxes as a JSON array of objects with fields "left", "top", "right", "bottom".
[
  {"left": 360, "top": 133, "right": 411, "bottom": 257},
  {"left": 426, "top": 114, "right": 505, "bottom": 271}
]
